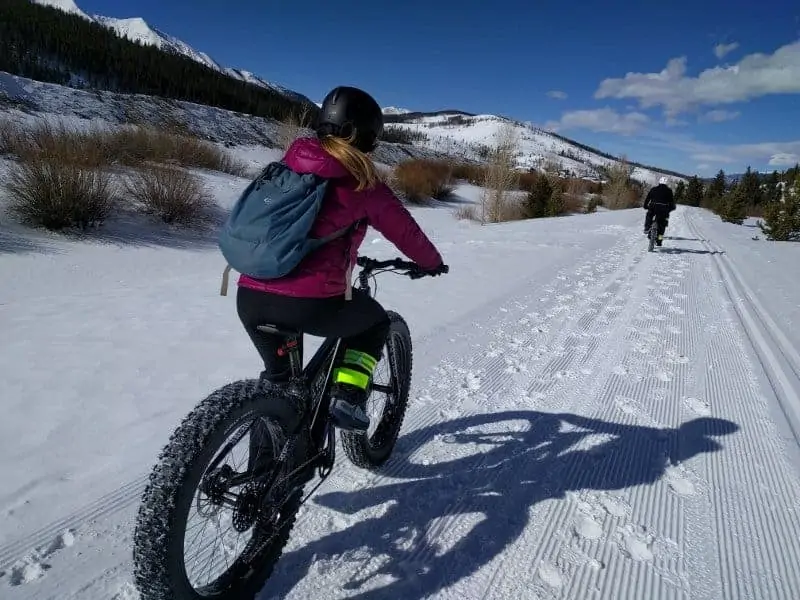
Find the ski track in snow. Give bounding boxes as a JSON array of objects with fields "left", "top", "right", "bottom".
[{"left": 3, "top": 208, "right": 800, "bottom": 599}]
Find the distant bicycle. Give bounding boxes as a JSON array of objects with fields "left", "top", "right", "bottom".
[{"left": 132, "top": 256, "right": 447, "bottom": 599}]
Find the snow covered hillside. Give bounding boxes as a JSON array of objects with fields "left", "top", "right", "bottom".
[
  {"left": 31, "top": 0, "right": 311, "bottom": 104},
  {"left": 2, "top": 163, "right": 800, "bottom": 598},
  {"left": 0, "top": 72, "right": 450, "bottom": 167},
  {"left": 387, "top": 112, "right": 685, "bottom": 185}
]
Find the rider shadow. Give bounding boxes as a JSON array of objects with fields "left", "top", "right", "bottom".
[
  {"left": 664, "top": 236, "right": 704, "bottom": 242},
  {"left": 259, "top": 411, "right": 738, "bottom": 599},
  {"left": 658, "top": 247, "right": 725, "bottom": 255}
]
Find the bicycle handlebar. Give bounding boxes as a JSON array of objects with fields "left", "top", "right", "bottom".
[{"left": 357, "top": 256, "right": 449, "bottom": 279}]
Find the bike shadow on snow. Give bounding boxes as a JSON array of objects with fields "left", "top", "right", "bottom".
[
  {"left": 658, "top": 247, "right": 725, "bottom": 255},
  {"left": 258, "top": 410, "right": 739, "bottom": 599}
]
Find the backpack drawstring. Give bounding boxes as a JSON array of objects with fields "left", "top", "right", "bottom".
[{"left": 220, "top": 265, "right": 232, "bottom": 296}]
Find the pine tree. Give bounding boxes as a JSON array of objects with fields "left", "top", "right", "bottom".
[
  {"left": 739, "top": 166, "right": 763, "bottom": 207},
  {"left": 685, "top": 176, "right": 704, "bottom": 207},
  {"left": 547, "top": 183, "right": 565, "bottom": 217},
  {"left": 703, "top": 169, "right": 726, "bottom": 211},
  {"left": 720, "top": 183, "right": 747, "bottom": 224},
  {"left": 759, "top": 178, "right": 800, "bottom": 240},
  {"left": 763, "top": 171, "right": 782, "bottom": 204},
  {"left": 674, "top": 180, "right": 686, "bottom": 205},
  {"left": 524, "top": 176, "right": 552, "bottom": 219}
]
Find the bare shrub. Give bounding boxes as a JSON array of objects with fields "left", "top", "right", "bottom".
[
  {"left": 394, "top": 159, "right": 454, "bottom": 203},
  {"left": 450, "top": 162, "right": 487, "bottom": 185},
  {"left": 585, "top": 196, "right": 601, "bottom": 213},
  {"left": 3, "top": 118, "right": 248, "bottom": 176},
  {"left": 277, "top": 105, "right": 314, "bottom": 151},
  {"left": 518, "top": 171, "right": 540, "bottom": 192},
  {"left": 0, "top": 118, "right": 25, "bottom": 155},
  {"left": 566, "top": 177, "right": 589, "bottom": 198},
  {"left": 125, "top": 166, "right": 213, "bottom": 225},
  {"left": 603, "top": 156, "right": 640, "bottom": 209},
  {"left": 5, "top": 159, "right": 115, "bottom": 230},
  {"left": 481, "top": 123, "right": 520, "bottom": 223},
  {"left": 108, "top": 126, "right": 249, "bottom": 175},
  {"left": 16, "top": 120, "right": 110, "bottom": 168}
]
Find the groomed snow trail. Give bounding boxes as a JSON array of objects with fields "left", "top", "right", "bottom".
[{"left": 3, "top": 207, "right": 800, "bottom": 599}]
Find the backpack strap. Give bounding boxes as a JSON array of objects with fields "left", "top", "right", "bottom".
[{"left": 218, "top": 219, "right": 364, "bottom": 297}]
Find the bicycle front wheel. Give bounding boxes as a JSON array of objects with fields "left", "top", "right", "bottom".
[{"left": 341, "top": 310, "right": 413, "bottom": 470}]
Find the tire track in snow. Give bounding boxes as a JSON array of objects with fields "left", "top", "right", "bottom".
[
  {"left": 477, "top": 229, "right": 699, "bottom": 600},
  {"left": 684, "top": 211, "right": 800, "bottom": 600},
  {"left": 687, "top": 213, "right": 800, "bottom": 445}
]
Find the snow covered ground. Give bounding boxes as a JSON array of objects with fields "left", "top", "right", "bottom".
[{"left": 2, "top": 173, "right": 800, "bottom": 598}]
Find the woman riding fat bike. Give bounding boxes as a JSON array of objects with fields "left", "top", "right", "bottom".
[
  {"left": 132, "top": 86, "right": 448, "bottom": 600},
  {"left": 237, "top": 85, "right": 445, "bottom": 443}
]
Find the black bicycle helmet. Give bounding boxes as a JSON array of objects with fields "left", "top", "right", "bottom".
[{"left": 316, "top": 86, "right": 383, "bottom": 153}]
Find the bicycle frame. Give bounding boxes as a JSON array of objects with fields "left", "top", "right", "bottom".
[
  {"left": 267, "top": 260, "right": 384, "bottom": 484},
  {"left": 250, "top": 257, "right": 442, "bottom": 494}
]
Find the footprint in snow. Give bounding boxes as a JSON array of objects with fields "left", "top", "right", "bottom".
[
  {"left": 600, "top": 495, "right": 628, "bottom": 518},
  {"left": 537, "top": 561, "right": 564, "bottom": 589},
  {"left": 7, "top": 529, "right": 75, "bottom": 586},
  {"left": 573, "top": 515, "right": 604, "bottom": 540},
  {"left": 617, "top": 526, "right": 655, "bottom": 562},
  {"left": 665, "top": 465, "right": 696, "bottom": 496},
  {"left": 684, "top": 396, "right": 711, "bottom": 416}
]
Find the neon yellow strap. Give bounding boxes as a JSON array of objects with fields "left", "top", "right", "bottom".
[
  {"left": 344, "top": 349, "right": 378, "bottom": 373},
  {"left": 334, "top": 367, "right": 370, "bottom": 390}
]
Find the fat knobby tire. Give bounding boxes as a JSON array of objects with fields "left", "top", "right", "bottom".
[
  {"left": 341, "top": 311, "right": 413, "bottom": 471},
  {"left": 132, "top": 379, "right": 302, "bottom": 600}
]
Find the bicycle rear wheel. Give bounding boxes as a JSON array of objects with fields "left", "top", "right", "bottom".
[
  {"left": 341, "top": 311, "right": 413, "bottom": 470},
  {"left": 648, "top": 222, "right": 658, "bottom": 252},
  {"left": 133, "top": 381, "right": 303, "bottom": 599}
]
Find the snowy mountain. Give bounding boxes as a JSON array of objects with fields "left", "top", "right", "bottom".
[
  {"left": 386, "top": 111, "right": 686, "bottom": 184},
  {"left": 32, "top": 0, "right": 88, "bottom": 19},
  {"left": 383, "top": 106, "right": 413, "bottom": 115},
  {"left": 30, "top": 0, "right": 312, "bottom": 105}
]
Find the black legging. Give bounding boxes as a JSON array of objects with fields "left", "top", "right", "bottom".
[{"left": 236, "top": 286, "right": 391, "bottom": 381}]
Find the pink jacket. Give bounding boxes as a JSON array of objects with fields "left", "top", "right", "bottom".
[{"left": 238, "top": 137, "right": 443, "bottom": 298}]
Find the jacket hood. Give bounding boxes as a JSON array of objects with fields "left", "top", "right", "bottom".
[{"left": 283, "top": 137, "right": 350, "bottom": 179}]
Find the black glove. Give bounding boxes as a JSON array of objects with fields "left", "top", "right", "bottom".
[{"left": 409, "top": 263, "right": 449, "bottom": 279}]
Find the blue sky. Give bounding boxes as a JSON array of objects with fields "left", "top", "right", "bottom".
[{"left": 78, "top": 0, "right": 800, "bottom": 176}]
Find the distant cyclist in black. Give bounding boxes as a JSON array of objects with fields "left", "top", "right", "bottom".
[{"left": 643, "top": 177, "right": 676, "bottom": 246}]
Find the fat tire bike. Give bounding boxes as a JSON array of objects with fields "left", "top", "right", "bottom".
[{"left": 132, "top": 256, "right": 447, "bottom": 599}]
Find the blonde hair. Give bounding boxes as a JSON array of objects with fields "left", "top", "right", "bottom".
[{"left": 319, "top": 134, "right": 379, "bottom": 192}]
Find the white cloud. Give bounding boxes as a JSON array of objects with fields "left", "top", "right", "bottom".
[
  {"left": 699, "top": 109, "right": 741, "bottom": 122},
  {"left": 668, "top": 135, "right": 800, "bottom": 167},
  {"left": 768, "top": 152, "right": 800, "bottom": 166},
  {"left": 632, "top": 129, "right": 800, "bottom": 172},
  {"left": 595, "top": 40, "right": 800, "bottom": 114},
  {"left": 547, "top": 90, "right": 568, "bottom": 99},
  {"left": 546, "top": 108, "right": 649, "bottom": 135},
  {"left": 714, "top": 42, "right": 739, "bottom": 59},
  {"left": 665, "top": 116, "right": 689, "bottom": 127}
]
